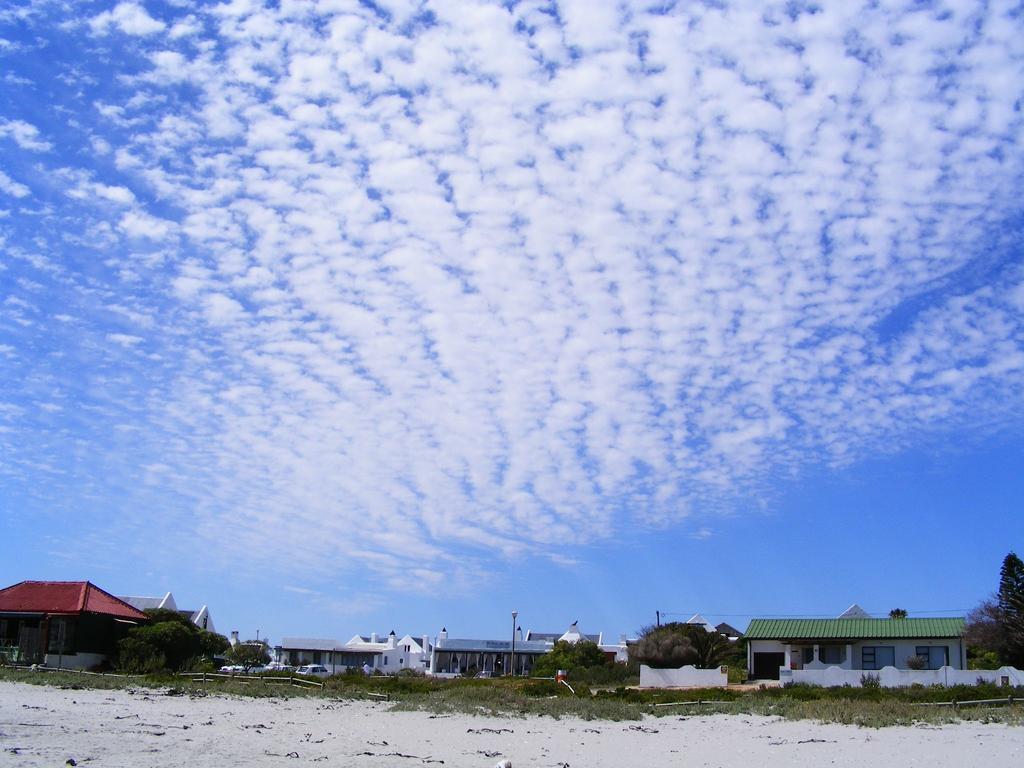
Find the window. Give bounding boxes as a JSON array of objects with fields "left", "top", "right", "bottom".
[
  {"left": 862, "top": 646, "right": 894, "bottom": 670},
  {"left": 47, "top": 618, "right": 75, "bottom": 653},
  {"left": 802, "top": 647, "right": 814, "bottom": 664},
  {"left": 915, "top": 646, "right": 948, "bottom": 670},
  {"left": 820, "top": 646, "right": 845, "bottom": 665}
]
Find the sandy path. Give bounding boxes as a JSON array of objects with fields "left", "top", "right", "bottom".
[{"left": 1, "top": 681, "right": 1022, "bottom": 767}]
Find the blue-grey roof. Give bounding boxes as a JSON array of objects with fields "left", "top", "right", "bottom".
[
  {"left": 436, "top": 638, "right": 551, "bottom": 653},
  {"left": 527, "top": 632, "right": 601, "bottom": 643},
  {"left": 278, "top": 637, "right": 340, "bottom": 651}
]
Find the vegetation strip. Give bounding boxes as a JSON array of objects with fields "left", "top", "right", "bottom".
[{"left": 4, "top": 667, "right": 1023, "bottom": 727}]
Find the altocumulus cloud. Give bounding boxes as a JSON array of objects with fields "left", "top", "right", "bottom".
[{"left": 1, "top": 0, "right": 1023, "bottom": 588}]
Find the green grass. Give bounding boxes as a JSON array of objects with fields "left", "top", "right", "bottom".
[{"left": 2, "top": 667, "right": 1022, "bottom": 727}]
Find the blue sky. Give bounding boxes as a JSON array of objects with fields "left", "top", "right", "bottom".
[{"left": 1, "top": 0, "right": 1023, "bottom": 646}]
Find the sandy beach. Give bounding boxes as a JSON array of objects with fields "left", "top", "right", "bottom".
[{"left": 1, "top": 681, "right": 1021, "bottom": 767}]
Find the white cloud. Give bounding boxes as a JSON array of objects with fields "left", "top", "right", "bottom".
[
  {"left": 0, "top": 119, "right": 51, "bottom": 151},
  {"left": 203, "top": 293, "right": 244, "bottom": 326},
  {"left": 4, "top": 0, "right": 1024, "bottom": 587},
  {"left": 118, "top": 210, "right": 174, "bottom": 240},
  {"left": 89, "top": 2, "right": 165, "bottom": 37},
  {"left": 0, "top": 169, "right": 29, "bottom": 198},
  {"left": 107, "top": 332, "right": 144, "bottom": 347}
]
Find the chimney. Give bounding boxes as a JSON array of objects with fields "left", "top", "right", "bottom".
[
  {"left": 387, "top": 630, "right": 396, "bottom": 649},
  {"left": 439, "top": 627, "right": 448, "bottom": 642},
  {"left": 371, "top": 632, "right": 379, "bottom": 644},
  {"left": 421, "top": 634, "right": 430, "bottom": 654},
  {"left": 230, "top": 631, "right": 239, "bottom": 647}
]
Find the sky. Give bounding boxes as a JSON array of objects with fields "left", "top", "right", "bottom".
[{"left": 1, "top": 0, "right": 1023, "bottom": 647}]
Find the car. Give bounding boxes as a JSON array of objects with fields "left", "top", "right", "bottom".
[
  {"left": 263, "top": 662, "right": 295, "bottom": 673},
  {"left": 296, "top": 664, "right": 330, "bottom": 678},
  {"left": 218, "top": 665, "right": 245, "bottom": 674}
]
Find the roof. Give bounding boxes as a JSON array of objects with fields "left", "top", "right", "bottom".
[
  {"left": 120, "top": 592, "right": 176, "bottom": 612},
  {"left": 278, "top": 637, "right": 341, "bottom": 651},
  {"left": 526, "top": 631, "right": 601, "bottom": 643},
  {"left": 436, "top": 638, "right": 552, "bottom": 653},
  {"left": 745, "top": 617, "right": 965, "bottom": 640},
  {"left": 0, "top": 581, "right": 147, "bottom": 621},
  {"left": 837, "top": 603, "right": 871, "bottom": 619},
  {"left": 715, "top": 622, "right": 743, "bottom": 637}
]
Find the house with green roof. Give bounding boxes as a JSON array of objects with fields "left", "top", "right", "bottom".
[{"left": 745, "top": 604, "right": 968, "bottom": 683}]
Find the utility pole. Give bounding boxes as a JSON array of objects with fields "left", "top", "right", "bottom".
[{"left": 656, "top": 610, "right": 660, "bottom": 627}]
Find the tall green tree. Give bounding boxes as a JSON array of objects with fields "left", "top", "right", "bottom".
[
  {"left": 965, "top": 553, "right": 1024, "bottom": 669},
  {"left": 998, "top": 552, "right": 1024, "bottom": 666}
]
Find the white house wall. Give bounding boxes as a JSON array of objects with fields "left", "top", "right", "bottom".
[{"left": 748, "top": 638, "right": 966, "bottom": 674}]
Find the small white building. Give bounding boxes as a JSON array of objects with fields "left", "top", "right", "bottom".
[
  {"left": 432, "top": 621, "right": 629, "bottom": 675},
  {"left": 276, "top": 631, "right": 432, "bottom": 675},
  {"left": 745, "top": 611, "right": 968, "bottom": 685},
  {"left": 342, "top": 631, "right": 433, "bottom": 673}
]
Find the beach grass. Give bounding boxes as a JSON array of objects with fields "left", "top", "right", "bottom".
[{"left": 2, "top": 667, "right": 1022, "bottom": 726}]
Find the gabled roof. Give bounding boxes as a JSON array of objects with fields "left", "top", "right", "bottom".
[
  {"left": 715, "top": 622, "right": 742, "bottom": 638},
  {"left": 745, "top": 617, "right": 965, "bottom": 640},
  {"left": 120, "top": 592, "right": 176, "bottom": 612},
  {"left": 837, "top": 603, "right": 871, "bottom": 619},
  {"left": 0, "top": 581, "right": 147, "bottom": 621}
]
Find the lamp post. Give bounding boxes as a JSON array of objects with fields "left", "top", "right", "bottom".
[{"left": 511, "top": 610, "right": 518, "bottom": 677}]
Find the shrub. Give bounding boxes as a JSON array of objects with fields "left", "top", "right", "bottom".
[
  {"left": 631, "top": 623, "right": 731, "bottom": 669},
  {"left": 116, "top": 609, "right": 230, "bottom": 673},
  {"left": 533, "top": 640, "right": 609, "bottom": 677},
  {"left": 860, "top": 673, "right": 881, "bottom": 690},
  {"left": 905, "top": 655, "right": 926, "bottom": 670},
  {"left": 225, "top": 641, "right": 270, "bottom": 670}
]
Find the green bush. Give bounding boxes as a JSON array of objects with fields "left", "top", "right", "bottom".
[
  {"left": 631, "top": 623, "right": 732, "bottom": 669},
  {"left": 860, "top": 673, "right": 881, "bottom": 690},
  {"left": 533, "top": 640, "right": 608, "bottom": 676},
  {"left": 116, "top": 609, "right": 230, "bottom": 673}
]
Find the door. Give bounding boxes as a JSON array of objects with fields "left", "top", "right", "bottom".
[
  {"left": 752, "top": 652, "right": 785, "bottom": 680},
  {"left": 18, "top": 625, "right": 44, "bottom": 664}
]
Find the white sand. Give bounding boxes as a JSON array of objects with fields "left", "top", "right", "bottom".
[{"left": 1, "top": 681, "right": 1021, "bottom": 767}]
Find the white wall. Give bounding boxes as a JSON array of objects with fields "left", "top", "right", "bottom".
[
  {"left": 44, "top": 652, "right": 106, "bottom": 670},
  {"left": 639, "top": 664, "right": 729, "bottom": 688},
  {"left": 779, "top": 665, "right": 1024, "bottom": 688}
]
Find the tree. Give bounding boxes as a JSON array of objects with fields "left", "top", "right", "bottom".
[
  {"left": 631, "top": 623, "right": 731, "bottom": 669},
  {"left": 532, "top": 640, "right": 608, "bottom": 677},
  {"left": 965, "top": 553, "right": 1024, "bottom": 669},
  {"left": 998, "top": 553, "right": 1024, "bottom": 666},
  {"left": 889, "top": 608, "right": 908, "bottom": 619},
  {"left": 227, "top": 640, "right": 271, "bottom": 671},
  {"left": 117, "top": 609, "right": 229, "bottom": 673}
]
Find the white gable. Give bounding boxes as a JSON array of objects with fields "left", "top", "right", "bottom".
[
  {"left": 559, "top": 621, "right": 584, "bottom": 644},
  {"left": 685, "top": 613, "right": 715, "bottom": 632},
  {"left": 838, "top": 603, "right": 871, "bottom": 619}
]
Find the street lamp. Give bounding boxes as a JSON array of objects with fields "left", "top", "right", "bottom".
[{"left": 511, "top": 610, "right": 518, "bottom": 677}]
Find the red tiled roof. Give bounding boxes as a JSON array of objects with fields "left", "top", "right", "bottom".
[{"left": 0, "top": 581, "right": 148, "bottom": 620}]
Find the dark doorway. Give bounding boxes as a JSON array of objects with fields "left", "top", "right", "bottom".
[{"left": 752, "top": 652, "right": 785, "bottom": 680}]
